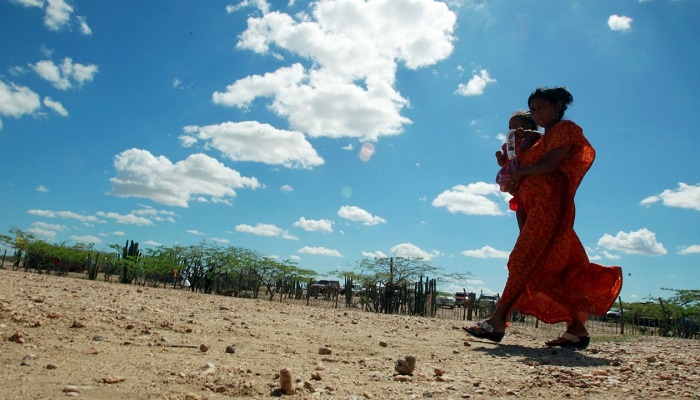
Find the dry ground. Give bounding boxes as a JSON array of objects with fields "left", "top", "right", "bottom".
[{"left": 1, "top": 268, "right": 699, "bottom": 400}]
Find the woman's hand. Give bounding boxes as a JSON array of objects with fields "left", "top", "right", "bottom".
[
  {"left": 495, "top": 150, "right": 506, "bottom": 167},
  {"left": 507, "top": 171, "right": 523, "bottom": 194}
]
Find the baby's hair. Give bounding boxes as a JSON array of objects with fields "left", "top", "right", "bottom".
[
  {"left": 510, "top": 110, "right": 538, "bottom": 130},
  {"left": 528, "top": 87, "right": 574, "bottom": 120}
]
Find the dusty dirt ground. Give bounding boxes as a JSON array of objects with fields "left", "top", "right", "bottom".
[{"left": 1, "top": 268, "right": 699, "bottom": 400}]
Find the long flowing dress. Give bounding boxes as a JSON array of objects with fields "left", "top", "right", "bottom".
[{"left": 503, "top": 120, "right": 623, "bottom": 325}]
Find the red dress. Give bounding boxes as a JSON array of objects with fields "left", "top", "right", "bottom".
[{"left": 503, "top": 120, "right": 623, "bottom": 325}]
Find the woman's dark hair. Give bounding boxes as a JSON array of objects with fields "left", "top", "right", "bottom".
[
  {"left": 511, "top": 110, "right": 538, "bottom": 130},
  {"left": 528, "top": 87, "right": 573, "bottom": 120}
]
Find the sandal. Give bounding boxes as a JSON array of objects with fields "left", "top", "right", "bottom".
[
  {"left": 545, "top": 332, "right": 590, "bottom": 349},
  {"left": 463, "top": 321, "right": 505, "bottom": 343}
]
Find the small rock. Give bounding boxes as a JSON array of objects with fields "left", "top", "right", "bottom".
[
  {"left": 311, "top": 371, "right": 322, "bottom": 380},
  {"left": 225, "top": 345, "right": 236, "bottom": 354},
  {"left": 304, "top": 380, "right": 316, "bottom": 392},
  {"left": 199, "top": 344, "right": 209, "bottom": 352},
  {"left": 71, "top": 320, "right": 85, "bottom": 328},
  {"left": 46, "top": 363, "right": 58, "bottom": 370},
  {"left": 47, "top": 312, "right": 61, "bottom": 319},
  {"left": 126, "top": 323, "right": 136, "bottom": 330},
  {"left": 202, "top": 362, "right": 216, "bottom": 375},
  {"left": 434, "top": 368, "right": 445, "bottom": 376},
  {"left": 63, "top": 385, "right": 81, "bottom": 394},
  {"left": 318, "top": 347, "right": 332, "bottom": 355},
  {"left": 379, "top": 341, "right": 388, "bottom": 347},
  {"left": 102, "top": 376, "right": 126, "bottom": 384},
  {"left": 395, "top": 355, "right": 416, "bottom": 375},
  {"left": 280, "top": 368, "right": 295, "bottom": 395},
  {"left": 8, "top": 333, "right": 24, "bottom": 344}
]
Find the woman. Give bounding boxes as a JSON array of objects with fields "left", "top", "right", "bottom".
[{"left": 465, "top": 87, "right": 623, "bottom": 348}]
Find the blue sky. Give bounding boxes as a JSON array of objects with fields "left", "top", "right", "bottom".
[{"left": 1, "top": 0, "right": 698, "bottom": 303}]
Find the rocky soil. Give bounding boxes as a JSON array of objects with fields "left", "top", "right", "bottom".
[{"left": 1, "top": 268, "right": 699, "bottom": 400}]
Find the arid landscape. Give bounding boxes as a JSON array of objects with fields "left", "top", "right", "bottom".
[{"left": 1, "top": 267, "right": 699, "bottom": 400}]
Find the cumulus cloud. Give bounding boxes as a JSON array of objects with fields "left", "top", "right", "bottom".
[
  {"left": 235, "top": 223, "right": 298, "bottom": 240},
  {"left": 362, "top": 250, "right": 388, "bottom": 259},
  {"left": 640, "top": 183, "right": 700, "bottom": 211},
  {"left": 597, "top": 228, "right": 667, "bottom": 256},
  {"left": 220, "top": 0, "right": 456, "bottom": 142},
  {"left": 608, "top": 14, "right": 633, "bottom": 32},
  {"left": 298, "top": 246, "right": 342, "bottom": 257},
  {"left": 432, "top": 182, "right": 505, "bottom": 215},
  {"left": 0, "top": 80, "right": 42, "bottom": 124},
  {"left": 31, "top": 58, "right": 99, "bottom": 90},
  {"left": 35, "top": 185, "right": 49, "bottom": 192},
  {"left": 94, "top": 211, "right": 154, "bottom": 226},
  {"left": 337, "top": 205, "right": 386, "bottom": 226},
  {"left": 455, "top": 69, "right": 496, "bottom": 96},
  {"left": 391, "top": 242, "right": 437, "bottom": 261},
  {"left": 182, "top": 121, "right": 324, "bottom": 169},
  {"left": 27, "top": 209, "right": 103, "bottom": 224},
  {"left": 293, "top": 217, "right": 333, "bottom": 233},
  {"left": 109, "top": 149, "right": 261, "bottom": 207},
  {"left": 43, "top": 96, "right": 68, "bottom": 116},
  {"left": 76, "top": 15, "right": 91, "bottom": 35},
  {"left": 70, "top": 234, "right": 102, "bottom": 244},
  {"left": 461, "top": 245, "right": 510, "bottom": 259},
  {"left": 678, "top": 244, "right": 700, "bottom": 255}
]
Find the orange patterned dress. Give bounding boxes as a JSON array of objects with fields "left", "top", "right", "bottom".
[{"left": 503, "top": 120, "right": 623, "bottom": 325}]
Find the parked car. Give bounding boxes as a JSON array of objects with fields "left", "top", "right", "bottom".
[
  {"left": 309, "top": 279, "right": 341, "bottom": 297},
  {"left": 454, "top": 292, "right": 473, "bottom": 308},
  {"left": 436, "top": 292, "right": 455, "bottom": 309}
]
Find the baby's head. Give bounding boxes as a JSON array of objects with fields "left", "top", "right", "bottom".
[{"left": 509, "top": 111, "right": 537, "bottom": 131}]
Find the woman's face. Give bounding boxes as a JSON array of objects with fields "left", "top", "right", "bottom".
[{"left": 528, "top": 97, "right": 560, "bottom": 129}]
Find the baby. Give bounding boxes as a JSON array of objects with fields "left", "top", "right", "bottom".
[{"left": 496, "top": 111, "right": 541, "bottom": 229}]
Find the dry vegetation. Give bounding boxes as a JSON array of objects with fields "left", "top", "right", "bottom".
[{"left": 1, "top": 268, "right": 699, "bottom": 400}]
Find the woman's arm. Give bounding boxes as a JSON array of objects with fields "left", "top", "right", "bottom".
[{"left": 507, "top": 144, "right": 573, "bottom": 193}]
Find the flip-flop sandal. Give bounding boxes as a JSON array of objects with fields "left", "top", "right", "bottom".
[
  {"left": 463, "top": 321, "right": 505, "bottom": 343},
  {"left": 545, "top": 332, "right": 590, "bottom": 349}
]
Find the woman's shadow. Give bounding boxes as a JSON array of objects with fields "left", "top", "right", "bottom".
[{"left": 470, "top": 341, "right": 613, "bottom": 367}]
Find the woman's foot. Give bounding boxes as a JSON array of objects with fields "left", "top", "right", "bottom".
[
  {"left": 545, "top": 332, "right": 590, "bottom": 349},
  {"left": 463, "top": 321, "right": 505, "bottom": 343}
]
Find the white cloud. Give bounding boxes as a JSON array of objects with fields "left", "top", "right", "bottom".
[
  {"left": 43, "top": 96, "right": 68, "bottom": 116},
  {"left": 70, "top": 234, "right": 102, "bottom": 244},
  {"left": 678, "top": 244, "right": 700, "bottom": 255},
  {"left": 362, "top": 250, "right": 388, "bottom": 259},
  {"left": 455, "top": 69, "right": 496, "bottom": 96},
  {"left": 27, "top": 209, "right": 103, "bottom": 224},
  {"left": 35, "top": 185, "right": 49, "bottom": 192},
  {"left": 235, "top": 223, "right": 298, "bottom": 240},
  {"left": 94, "top": 211, "right": 154, "bottom": 226},
  {"left": 0, "top": 80, "right": 42, "bottom": 122},
  {"left": 187, "top": 230, "right": 205, "bottom": 235},
  {"left": 10, "top": 0, "right": 45, "bottom": 7},
  {"left": 143, "top": 240, "right": 163, "bottom": 247},
  {"left": 76, "top": 15, "right": 91, "bottom": 35},
  {"left": 608, "top": 14, "right": 633, "bottom": 32},
  {"left": 432, "top": 182, "right": 505, "bottom": 215},
  {"left": 109, "top": 149, "right": 261, "bottom": 207},
  {"left": 280, "top": 184, "right": 293, "bottom": 192},
  {"left": 44, "top": 0, "right": 73, "bottom": 31},
  {"left": 293, "top": 217, "right": 333, "bottom": 233},
  {"left": 461, "top": 245, "right": 510, "bottom": 259},
  {"left": 391, "top": 243, "right": 437, "bottom": 261},
  {"left": 597, "top": 228, "right": 667, "bottom": 256},
  {"left": 182, "top": 121, "right": 324, "bottom": 169},
  {"left": 217, "top": 0, "right": 456, "bottom": 142},
  {"left": 298, "top": 246, "right": 342, "bottom": 257},
  {"left": 31, "top": 58, "right": 98, "bottom": 90},
  {"left": 337, "top": 205, "right": 386, "bottom": 226},
  {"left": 640, "top": 183, "right": 700, "bottom": 211}
]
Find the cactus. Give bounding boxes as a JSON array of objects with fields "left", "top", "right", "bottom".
[{"left": 120, "top": 240, "right": 140, "bottom": 284}]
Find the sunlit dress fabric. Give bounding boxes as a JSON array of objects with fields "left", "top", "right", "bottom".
[{"left": 503, "top": 120, "right": 623, "bottom": 325}]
